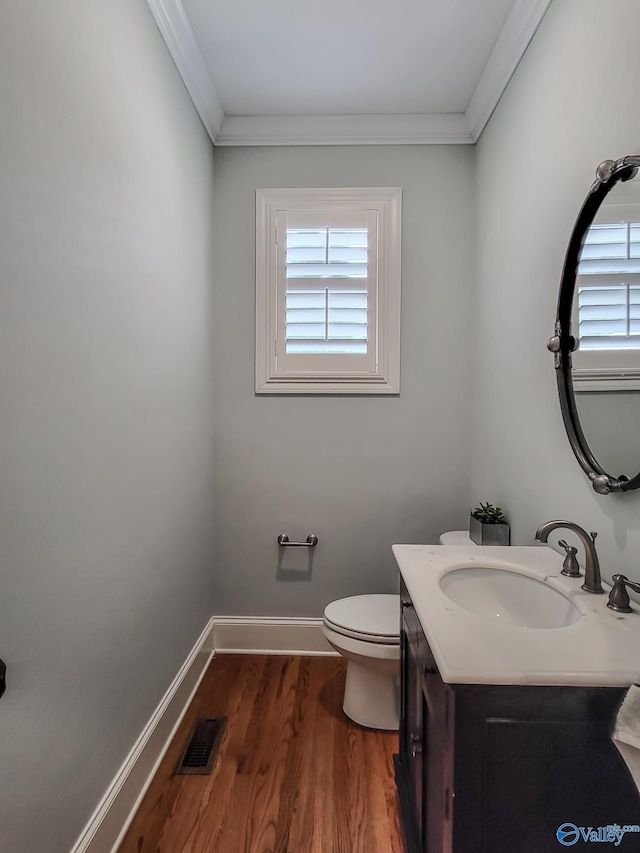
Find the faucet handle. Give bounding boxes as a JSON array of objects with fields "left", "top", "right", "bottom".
[
  {"left": 558, "top": 540, "right": 581, "bottom": 578},
  {"left": 590, "top": 531, "right": 598, "bottom": 543},
  {"left": 607, "top": 574, "right": 640, "bottom": 613}
]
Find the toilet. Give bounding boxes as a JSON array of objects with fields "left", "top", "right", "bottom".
[
  {"left": 322, "top": 594, "right": 400, "bottom": 730},
  {"left": 322, "top": 532, "right": 477, "bottom": 731}
]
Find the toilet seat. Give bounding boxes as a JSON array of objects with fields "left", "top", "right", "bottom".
[{"left": 323, "top": 594, "right": 400, "bottom": 645}]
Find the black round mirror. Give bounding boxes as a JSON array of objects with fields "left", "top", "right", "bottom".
[{"left": 549, "top": 155, "right": 640, "bottom": 494}]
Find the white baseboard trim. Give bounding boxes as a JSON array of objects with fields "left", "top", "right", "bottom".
[
  {"left": 212, "top": 616, "right": 337, "bottom": 656},
  {"left": 70, "top": 617, "right": 216, "bottom": 853},
  {"left": 70, "top": 615, "right": 335, "bottom": 853}
]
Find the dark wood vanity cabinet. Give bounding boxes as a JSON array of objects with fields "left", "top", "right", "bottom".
[
  {"left": 396, "top": 583, "right": 454, "bottom": 852},
  {"left": 395, "top": 579, "right": 640, "bottom": 853}
]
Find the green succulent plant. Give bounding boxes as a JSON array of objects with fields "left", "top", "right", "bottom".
[{"left": 471, "top": 502, "right": 508, "bottom": 525}]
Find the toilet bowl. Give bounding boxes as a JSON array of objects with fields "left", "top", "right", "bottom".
[
  {"left": 322, "top": 594, "right": 400, "bottom": 731},
  {"left": 322, "top": 535, "right": 473, "bottom": 729}
]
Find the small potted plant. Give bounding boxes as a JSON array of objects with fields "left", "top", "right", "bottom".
[{"left": 469, "top": 502, "right": 510, "bottom": 546}]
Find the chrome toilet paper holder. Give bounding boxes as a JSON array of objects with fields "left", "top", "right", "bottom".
[{"left": 277, "top": 533, "right": 318, "bottom": 548}]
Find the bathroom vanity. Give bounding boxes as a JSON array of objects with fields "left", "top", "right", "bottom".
[{"left": 393, "top": 545, "right": 640, "bottom": 853}]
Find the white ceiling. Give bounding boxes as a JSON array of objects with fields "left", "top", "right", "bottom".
[{"left": 145, "top": 0, "right": 553, "bottom": 145}]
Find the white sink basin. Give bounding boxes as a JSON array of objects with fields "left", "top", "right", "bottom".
[
  {"left": 439, "top": 567, "right": 581, "bottom": 629},
  {"left": 392, "top": 544, "right": 640, "bottom": 686}
]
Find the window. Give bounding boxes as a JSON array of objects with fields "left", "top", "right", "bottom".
[
  {"left": 285, "top": 222, "right": 369, "bottom": 356},
  {"left": 255, "top": 187, "right": 401, "bottom": 394}
]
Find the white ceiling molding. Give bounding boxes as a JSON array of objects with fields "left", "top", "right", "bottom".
[
  {"left": 465, "top": 0, "right": 554, "bottom": 141},
  {"left": 216, "top": 114, "right": 472, "bottom": 147},
  {"left": 148, "top": 0, "right": 552, "bottom": 147},
  {"left": 145, "top": 0, "right": 224, "bottom": 141}
]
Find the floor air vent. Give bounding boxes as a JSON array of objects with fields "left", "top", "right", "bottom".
[{"left": 175, "top": 716, "right": 227, "bottom": 775}]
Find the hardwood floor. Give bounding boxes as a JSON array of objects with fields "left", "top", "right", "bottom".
[{"left": 118, "top": 654, "right": 403, "bottom": 853}]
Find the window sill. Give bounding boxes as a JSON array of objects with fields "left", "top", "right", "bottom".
[
  {"left": 573, "top": 368, "right": 640, "bottom": 392},
  {"left": 255, "top": 373, "right": 400, "bottom": 395}
]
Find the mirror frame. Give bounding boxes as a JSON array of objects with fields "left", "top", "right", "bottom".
[{"left": 548, "top": 155, "right": 640, "bottom": 495}]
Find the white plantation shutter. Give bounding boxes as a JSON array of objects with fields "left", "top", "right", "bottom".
[
  {"left": 275, "top": 208, "right": 378, "bottom": 375},
  {"left": 285, "top": 224, "right": 369, "bottom": 354}
]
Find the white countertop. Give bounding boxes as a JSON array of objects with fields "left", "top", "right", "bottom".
[{"left": 392, "top": 544, "right": 640, "bottom": 687}]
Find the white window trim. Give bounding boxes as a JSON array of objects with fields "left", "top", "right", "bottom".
[
  {"left": 255, "top": 187, "right": 402, "bottom": 394},
  {"left": 573, "top": 369, "right": 640, "bottom": 392}
]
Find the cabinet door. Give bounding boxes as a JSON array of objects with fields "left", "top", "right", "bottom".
[
  {"left": 422, "top": 654, "right": 454, "bottom": 852},
  {"left": 482, "top": 719, "right": 640, "bottom": 852},
  {"left": 400, "top": 600, "right": 425, "bottom": 838}
]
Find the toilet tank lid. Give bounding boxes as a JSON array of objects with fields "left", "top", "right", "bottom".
[
  {"left": 324, "top": 594, "right": 400, "bottom": 639},
  {"left": 439, "top": 530, "right": 476, "bottom": 546}
]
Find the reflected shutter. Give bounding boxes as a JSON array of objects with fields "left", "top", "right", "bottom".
[{"left": 578, "top": 223, "right": 640, "bottom": 349}]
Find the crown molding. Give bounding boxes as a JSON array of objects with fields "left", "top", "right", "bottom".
[
  {"left": 148, "top": 0, "right": 552, "bottom": 146},
  {"left": 216, "top": 113, "right": 472, "bottom": 146},
  {"left": 145, "top": 0, "right": 224, "bottom": 141},
  {"left": 465, "top": 0, "right": 553, "bottom": 142}
]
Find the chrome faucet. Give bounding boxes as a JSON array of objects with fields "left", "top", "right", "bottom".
[{"left": 534, "top": 520, "right": 604, "bottom": 594}]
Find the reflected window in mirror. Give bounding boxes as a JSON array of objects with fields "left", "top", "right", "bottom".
[{"left": 573, "top": 172, "right": 640, "bottom": 390}]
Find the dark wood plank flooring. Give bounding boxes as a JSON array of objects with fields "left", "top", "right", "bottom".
[{"left": 118, "top": 654, "right": 403, "bottom": 853}]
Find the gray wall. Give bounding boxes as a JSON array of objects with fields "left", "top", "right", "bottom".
[
  {"left": 474, "top": 0, "right": 640, "bottom": 575},
  {"left": 6, "top": 0, "right": 640, "bottom": 846},
  {"left": 574, "top": 391, "right": 640, "bottom": 478},
  {"left": 0, "top": 2, "right": 217, "bottom": 851},
  {"left": 212, "top": 145, "right": 475, "bottom": 616}
]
